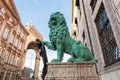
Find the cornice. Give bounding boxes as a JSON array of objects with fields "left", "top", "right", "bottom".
[
  {"left": 25, "top": 22, "right": 43, "bottom": 41},
  {"left": 1, "top": 0, "right": 21, "bottom": 22}
]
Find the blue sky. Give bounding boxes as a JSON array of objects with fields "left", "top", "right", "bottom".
[
  {"left": 14, "top": 0, "right": 72, "bottom": 40},
  {"left": 14, "top": 0, "right": 72, "bottom": 70}
]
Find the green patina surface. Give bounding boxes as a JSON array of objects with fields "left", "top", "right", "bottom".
[{"left": 44, "top": 12, "right": 96, "bottom": 62}]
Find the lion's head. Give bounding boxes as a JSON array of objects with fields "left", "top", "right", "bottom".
[{"left": 48, "top": 12, "right": 70, "bottom": 44}]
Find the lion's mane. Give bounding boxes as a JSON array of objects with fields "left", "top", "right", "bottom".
[{"left": 48, "top": 12, "right": 70, "bottom": 45}]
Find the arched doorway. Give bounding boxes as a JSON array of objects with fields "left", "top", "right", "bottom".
[
  {"left": 23, "top": 49, "right": 36, "bottom": 78},
  {"left": 25, "top": 41, "right": 41, "bottom": 79}
]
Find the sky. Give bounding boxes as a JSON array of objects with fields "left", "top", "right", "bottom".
[{"left": 14, "top": 0, "right": 72, "bottom": 70}]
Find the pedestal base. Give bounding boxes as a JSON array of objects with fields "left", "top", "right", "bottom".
[{"left": 45, "top": 62, "right": 100, "bottom": 80}]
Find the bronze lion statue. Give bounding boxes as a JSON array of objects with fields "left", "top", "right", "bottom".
[{"left": 44, "top": 12, "right": 96, "bottom": 62}]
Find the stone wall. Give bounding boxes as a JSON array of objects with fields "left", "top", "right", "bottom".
[{"left": 72, "top": 0, "right": 120, "bottom": 80}]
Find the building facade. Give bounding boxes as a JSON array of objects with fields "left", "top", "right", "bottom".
[
  {"left": 0, "top": 0, "right": 29, "bottom": 80},
  {"left": 23, "top": 22, "right": 43, "bottom": 79},
  {"left": 0, "top": 1, "right": 44, "bottom": 80},
  {"left": 72, "top": 0, "right": 120, "bottom": 80}
]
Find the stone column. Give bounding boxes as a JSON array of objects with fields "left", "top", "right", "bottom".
[
  {"left": 8, "top": 72, "right": 12, "bottom": 80},
  {"left": 34, "top": 56, "right": 40, "bottom": 79},
  {"left": 2, "top": 70, "right": 7, "bottom": 80},
  {"left": 19, "top": 50, "right": 26, "bottom": 76}
]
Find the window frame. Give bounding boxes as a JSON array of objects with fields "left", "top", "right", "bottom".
[
  {"left": 9, "top": 33, "right": 15, "bottom": 43},
  {"left": 94, "top": 2, "right": 120, "bottom": 66},
  {"left": 4, "top": 50, "right": 9, "bottom": 62},
  {"left": 2, "top": 26, "right": 10, "bottom": 40}
]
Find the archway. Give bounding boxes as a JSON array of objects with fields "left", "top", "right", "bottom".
[
  {"left": 23, "top": 49, "right": 36, "bottom": 78},
  {"left": 26, "top": 41, "right": 41, "bottom": 79},
  {"left": 20, "top": 23, "right": 48, "bottom": 79}
]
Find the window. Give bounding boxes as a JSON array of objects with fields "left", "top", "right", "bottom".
[
  {"left": 13, "top": 56, "right": 17, "bottom": 66},
  {"left": 95, "top": 3, "right": 120, "bottom": 65},
  {"left": 20, "top": 32, "right": 24, "bottom": 39},
  {"left": 75, "top": 18, "right": 78, "bottom": 25},
  {"left": 74, "top": 31, "right": 76, "bottom": 37},
  {"left": 17, "top": 26, "right": 21, "bottom": 34},
  {"left": 10, "top": 55, "right": 14, "bottom": 64},
  {"left": 7, "top": 53, "right": 11, "bottom": 63},
  {"left": 76, "top": 0, "right": 80, "bottom": 9},
  {"left": 90, "top": 0, "right": 97, "bottom": 12},
  {"left": 2, "top": 27, "right": 9, "bottom": 39},
  {"left": 8, "top": 17, "right": 13, "bottom": 23},
  {"left": 9, "top": 34, "right": 14, "bottom": 43},
  {"left": 82, "top": 31, "right": 85, "bottom": 43},
  {"left": 16, "top": 57, "right": 20, "bottom": 67},
  {"left": 0, "top": 8, "right": 6, "bottom": 14},
  {"left": 14, "top": 38, "right": 18, "bottom": 47},
  {"left": 4, "top": 50, "right": 9, "bottom": 62},
  {"left": 75, "top": 18, "right": 78, "bottom": 28},
  {"left": 18, "top": 42, "right": 22, "bottom": 50}
]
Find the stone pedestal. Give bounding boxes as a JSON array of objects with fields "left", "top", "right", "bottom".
[{"left": 45, "top": 62, "right": 100, "bottom": 80}]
